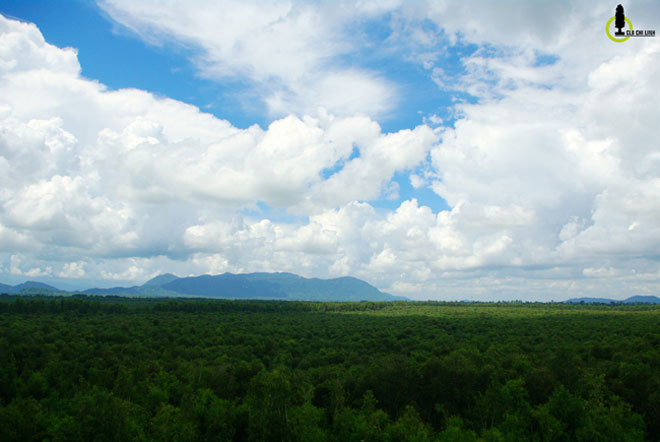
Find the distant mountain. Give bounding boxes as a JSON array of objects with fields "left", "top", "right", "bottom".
[
  {"left": 0, "top": 281, "right": 60, "bottom": 294},
  {"left": 564, "top": 297, "right": 618, "bottom": 304},
  {"left": 14, "top": 281, "right": 60, "bottom": 292},
  {"left": 162, "top": 273, "right": 288, "bottom": 299},
  {"left": 2, "top": 276, "right": 657, "bottom": 304},
  {"left": 76, "top": 272, "right": 405, "bottom": 301},
  {"left": 623, "top": 296, "right": 660, "bottom": 304},
  {"left": 0, "top": 272, "right": 404, "bottom": 301},
  {"left": 564, "top": 295, "right": 660, "bottom": 304},
  {"left": 83, "top": 286, "right": 143, "bottom": 296},
  {"left": 158, "top": 272, "right": 406, "bottom": 302},
  {"left": 143, "top": 273, "right": 179, "bottom": 287}
]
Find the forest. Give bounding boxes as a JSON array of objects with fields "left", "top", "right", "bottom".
[{"left": 1, "top": 294, "right": 659, "bottom": 441}]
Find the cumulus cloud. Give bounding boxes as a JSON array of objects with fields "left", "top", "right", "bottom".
[
  {"left": 0, "top": 13, "right": 436, "bottom": 288},
  {"left": 411, "top": 0, "right": 660, "bottom": 298},
  {"left": 2, "top": 1, "right": 660, "bottom": 301},
  {"left": 428, "top": 39, "right": 660, "bottom": 272}
]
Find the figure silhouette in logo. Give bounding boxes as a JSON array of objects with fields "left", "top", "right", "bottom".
[{"left": 615, "top": 4, "right": 625, "bottom": 36}]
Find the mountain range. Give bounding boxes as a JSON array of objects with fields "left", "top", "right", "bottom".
[
  {"left": 3, "top": 276, "right": 659, "bottom": 304},
  {"left": 1, "top": 273, "right": 407, "bottom": 302},
  {"left": 563, "top": 295, "right": 660, "bottom": 304},
  {"left": 0, "top": 281, "right": 61, "bottom": 294}
]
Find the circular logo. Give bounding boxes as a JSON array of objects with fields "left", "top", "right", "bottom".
[{"left": 606, "top": 15, "right": 633, "bottom": 42}]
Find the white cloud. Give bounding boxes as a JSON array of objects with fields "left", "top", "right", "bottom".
[
  {"left": 0, "top": 17, "right": 79, "bottom": 74},
  {"left": 8, "top": 254, "right": 52, "bottom": 277},
  {"left": 101, "top": 263, "right": 149, "bottom": 281},
  {"left": 297, "top": 122, "right": 435, "bottom": 212},
  {"left": 99, "top": 0, "right": 397, "bottom": 118},
  {"left": 0, "top": 10, "right": 430, "bottom": 217},
  {"left": 0, "top": 14, "right": 436, "bottom": 287},
  {"left": 59, "top": 261, "right": 86, "bottom": 279},
  {"left": 404, "top": 1, "right": 660, "bottom": 298},
  {"left": 426, "top": 35, "right": 660, "bottom": 274},
  {"left": 409, "top": 173, "right": 426, "bottom": 189}
]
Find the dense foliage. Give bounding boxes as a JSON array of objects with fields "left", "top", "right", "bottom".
[{"left": 1, "top": 295, "right": 659, "bottom": 441}]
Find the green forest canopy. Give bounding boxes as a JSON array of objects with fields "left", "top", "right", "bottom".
[{"left": 1, "top": 295, "right": 659, "bottom": 441}]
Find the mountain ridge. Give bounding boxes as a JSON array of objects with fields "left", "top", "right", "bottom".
[
  {"left": 156, "top": 272, "right": 406, "bottom": 301},
  {"left": 1, "top": 273, "right": 406, "bottom": 302},
  {"left": 563, "top": 295, "right": 660, "bottom": 304},
  {"left": 3, "top": 277, "right": 659, "bottom": 304},
  {"left": 0, "top": 281, "right": 61, "bottom": 294}
]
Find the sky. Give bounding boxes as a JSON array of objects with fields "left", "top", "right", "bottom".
[{"left": 0, "top": 0, "right": 659, "bottom": 301}]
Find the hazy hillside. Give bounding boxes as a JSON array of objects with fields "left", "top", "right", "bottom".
[
  {"left": 623, "top": 295, "right": 660, "bottom": 304},
  {"left": 3, "top": 273, "right": 405, "bottom": 302},
  {"left": 0, "top": 281, "right": 60, "bottom": 294},
  {"left": 158, "top": 272, "right": 405, "bottom": 301},
  {"left": 564, "top": 295, "right": 660, "bottom": 304}
]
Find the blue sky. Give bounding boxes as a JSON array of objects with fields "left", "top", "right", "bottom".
[{"left": 0, "top": 1, "right": 659, "bottom": 300}]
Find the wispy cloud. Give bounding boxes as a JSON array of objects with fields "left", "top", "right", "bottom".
[{"left": 99, "top": 0, "right": 398, "bottom": 118}]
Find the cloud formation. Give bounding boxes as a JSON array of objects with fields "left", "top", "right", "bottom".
[
  {"left": 0, "top": 14, "right": 435, "bottom": 289},
  {"left": 1, "top": 1, "right": 660, "bottom": 301},
  {"left": 100, "top": 0, "right": 397, "bottom": 118}
]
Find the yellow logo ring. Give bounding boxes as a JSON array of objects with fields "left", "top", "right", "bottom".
[{"left": 606, "top": 16, "right": 633, "bottom": 42}]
